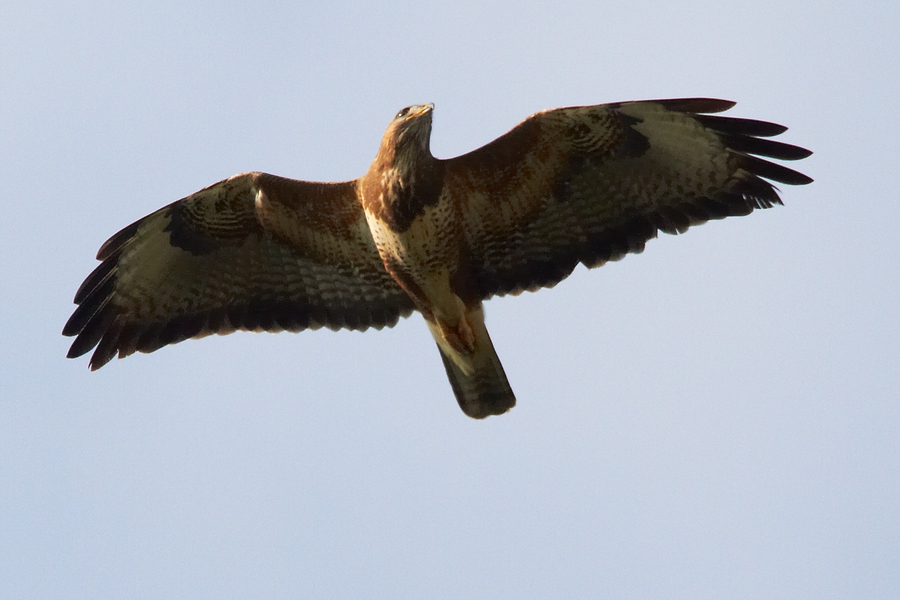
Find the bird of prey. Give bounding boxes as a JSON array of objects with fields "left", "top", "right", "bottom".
[{"left": 63, "top": 98, "right": 812, "bottom": 418}]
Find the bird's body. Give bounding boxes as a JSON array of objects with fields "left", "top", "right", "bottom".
[
  {"left": 357, "top": 104, "right": 515, "bottom": 416},
  {"left": 64, "top": 98, "right": 812, "bottom": 418}
]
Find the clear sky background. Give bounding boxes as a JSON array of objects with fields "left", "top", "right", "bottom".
[{"left": 2, "top": 1, "right": 897, "bottom": 598}]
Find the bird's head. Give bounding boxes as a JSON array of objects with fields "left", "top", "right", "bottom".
[{"left": 379, "top": 103, "right": 435, "bottom": 166}]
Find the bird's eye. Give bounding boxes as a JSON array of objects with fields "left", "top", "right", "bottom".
[{"left": 395, "top": 106, "right": 412, "bottom": 120}]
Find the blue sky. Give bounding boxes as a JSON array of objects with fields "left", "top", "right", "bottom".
[{"left": 2, "top": 1, "right": 898, "bottom": 598}]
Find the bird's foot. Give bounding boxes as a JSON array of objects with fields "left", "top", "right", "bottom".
[{"left": 439, "top": 317, "right": 476, "bottom": 356}]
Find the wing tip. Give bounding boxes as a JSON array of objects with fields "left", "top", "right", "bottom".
[
  {"left": 741, "top": 155, "right": 813, "bottom": 186},
  {"left": 689, "top": 110, "right": 813, "bottom": 186},
  {"left": 96, "top": 220, "right": 141, "bottom": 261},
  {"left": 655, "top": 98, "right": 737, "bottom": 114}
]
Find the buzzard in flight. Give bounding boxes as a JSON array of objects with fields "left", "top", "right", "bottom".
[{"left": 64, "top": 98, "right": 811, "bottom": 418}]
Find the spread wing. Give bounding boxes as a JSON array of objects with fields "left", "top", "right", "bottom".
[
  {"left": 64, "top": 172, "right": 415, "bottom": 369},
  {"left": 441, "top": 98, "right": 812, "bottom": 299}
]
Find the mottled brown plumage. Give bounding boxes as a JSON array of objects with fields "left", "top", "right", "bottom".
[{"left": 64, "top": 98, "right": 812, "bottom": 418}]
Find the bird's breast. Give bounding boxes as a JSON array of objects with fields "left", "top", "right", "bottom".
[
  {"left": 364, "top": 191, "right": 465, "bottom": 315},
  {"left": 365, "top": 195, "right": 457, "bottom": 273}
]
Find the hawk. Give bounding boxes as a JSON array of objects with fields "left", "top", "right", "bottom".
[{"left": 64, "top": 98, "right": 812, "bottom": 418}]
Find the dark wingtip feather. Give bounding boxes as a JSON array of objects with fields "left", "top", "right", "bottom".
[
  {"left": 97, "top": 221, "right": 140, "bottom": 260},
  {"left": 73, "top": 256, "right": 117, "bottom": 304},
  {"left": 89, "top": 321, "right": 126, "bottom": 369},
  {"left": 655, "top": 98, "right": 736, "bottom": 114},
  {"left": 737, "top": 176, "right": 786, "bottom": 208},
  {"left": 720, "top": 134, "right": 813, "bottom": 161},
  {"left": 695, "top": 110, "right": 813, "bottom": 187},
  {"left": 89, "top": 347, "right": 116, "bottom": 371},
  {"left": 64, "top": 263, "right": 118, "bottom": 337},
  {"left": 67, "top": 308, "right": 116, "bottom": 360},
  {"left": 694, "top": 114, "right": 789, "bottom": 138},
  {"left": 741, "top": 155, "right": 813, "bottom": 186},
  {"left": 62, "top": 304, "right": 92, "bottom": 338}
]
